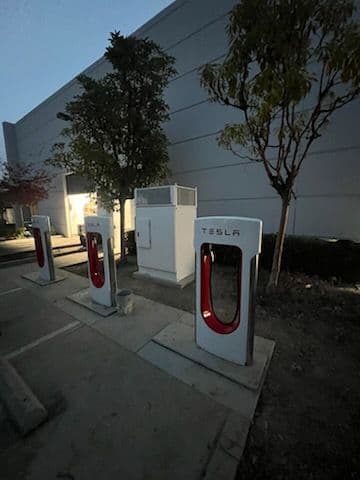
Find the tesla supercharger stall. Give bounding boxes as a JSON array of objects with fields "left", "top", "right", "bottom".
[
  {"left": 31, "top": 215, "right": 56, "bottom": 282},
  {"left": 194, "top": 216, "right": 262, "bottom": 366},
  {"left": 85, "top": 215, "right": 117, "bottom": 308}
]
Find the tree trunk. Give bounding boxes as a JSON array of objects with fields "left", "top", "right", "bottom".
[
  {"left": 119, "top": 197, "right": 127, "bottom": 264},
  {"left": 267, "top": 195, "right": 290, "bottom": 291},
  {"left": 0, "top": 208, "right": 6, "bottom": 224}
]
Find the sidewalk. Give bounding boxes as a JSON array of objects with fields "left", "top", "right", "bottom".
[
  {"left": 0, "top": 235, "right": 80, "bottom": 257},
  {"left": 0, "top": 235, "right": 87, "bottom": 270},
  {"left": 0, "top": 261, "right": 273, "bottom": 480}
]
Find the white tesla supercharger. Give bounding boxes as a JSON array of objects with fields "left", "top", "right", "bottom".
[
  {"left": 84, "top": 215, "right": 117, "bottom": 308},
  {"left": 31, "top": 215, "right": 55, "bottom": 282},
  {"left": 194, "top": 216, "right": 262, "bottom": 366}
]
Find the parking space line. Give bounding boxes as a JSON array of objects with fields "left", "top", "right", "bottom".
[
  {"left": 0, "top": 287, "right": 23, "bottom": 297},
  {"left": 5, "top": 321, "right": 81, "bottom": 360}
]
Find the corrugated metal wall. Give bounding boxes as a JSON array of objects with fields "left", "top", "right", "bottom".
[{"left": 4, "top": 0, "right": 360, "bottom": 240}]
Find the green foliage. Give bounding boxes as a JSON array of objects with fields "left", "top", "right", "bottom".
[
  {"left": 201, "top": 0, "right": 360, "bottom": 288},
  {"left": 201, "top": 0, "right": 360, "bottom": 200},
  {"left": 47, "top": 32, "right": 176, "bottom": 209},
  {"left": 15, "top": 227, "right": 26, "bottom": 239}
]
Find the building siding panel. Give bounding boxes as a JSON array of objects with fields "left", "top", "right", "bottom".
[{"left": 3, "top": 0, "right": 360, "bottom": 240}]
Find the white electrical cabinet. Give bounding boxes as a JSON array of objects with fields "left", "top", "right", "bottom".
[{"left": 134, "top": 185, "right": 197, "bottom": 287}]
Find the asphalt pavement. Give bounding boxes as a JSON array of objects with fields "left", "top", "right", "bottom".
[{"left": 0, "top": 261, "right": 273, "bottom": 480}]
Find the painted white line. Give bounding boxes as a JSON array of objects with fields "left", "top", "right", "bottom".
[
  {"left": 5, "top": 321, "right": 81, "bottom": 360},
  {"left": 0, "top": 287, "right": 23, "bottom": 297}
]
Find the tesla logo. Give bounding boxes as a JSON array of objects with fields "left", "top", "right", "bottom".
[{"left": 201, "top": 227, "right": 240, "bottom": 236}]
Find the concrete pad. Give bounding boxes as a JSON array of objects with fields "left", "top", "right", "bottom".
[
  {"left": 67, "top": 288, "right": 117, "bottom": 317},
  {"left": 139, "top": 322, "right": 274, "bottom": 478},
  {"left": 54, "top": 298, "right": 101, "bottom": 326},
  {"left": 177, "top": 311, "right": 195, "bottom": 327},
  {"left": 0, "top": 289, "right": 77, "bottom": 356},
  {"left": 22, "top": 271, "right": 65, "bottom": 286},
  {"left": 0, "top": 359, "right": 47, "bottom": 435},
  {"left": 204, "top": 412, "right": 251, "bottom": 480},
  {"left": 138, "top": 341, "right": 259, "bottom": 418},
  {"left": 10, "top": 325, "right": 228, "bottom": 480},
  {"left": 153, "top": 322, "right": 275, "bottom": 390},
  {"left": 133, "top": 270, "right": 194, "bottom": 288},
  {"left": 91, "top": 295, "right": 186, "bottom": 352},
  {"left": 14, "top": 266, "right": 89, "bottom": 306}
]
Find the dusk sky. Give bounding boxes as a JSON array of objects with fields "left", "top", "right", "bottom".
[{"left": 0, "top": 0, "right": 173, "bottom": 160}]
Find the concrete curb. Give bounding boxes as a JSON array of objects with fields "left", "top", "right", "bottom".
[
  {"left": 0, "top": 358, "right": 48, "bottom": 435},
  {"left": 204, "top": 411, "right": 251, "bottom": 480},
  {"left": 22, "top": 271, "right": 66, "bottom": 286}
]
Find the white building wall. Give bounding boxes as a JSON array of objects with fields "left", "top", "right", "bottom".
[
  {"left": 7, "top": 59, "right": 114, "bottom": 235},
  {"left": 3, "top": 0, "right": 360, "bottom": 240},
  {"left": 149, "top": 0, "right": 360, "bottom": 241}
]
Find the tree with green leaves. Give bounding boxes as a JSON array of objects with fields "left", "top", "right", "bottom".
[
  {"left": 48, "top": 32, "right": 176, "bottom": 260},
  {"left": 201, "top": 0, "right": 360, "bottom": 289}
]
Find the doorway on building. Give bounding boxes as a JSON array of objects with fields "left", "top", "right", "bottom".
[{"left": 68, "top": 194, "right": 95, "bottom": 236}]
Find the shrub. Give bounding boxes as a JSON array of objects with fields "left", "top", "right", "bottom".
[
  {"left": 14, "top": 227, "right": 26, "bottom": 239},
  {"left": 213, "top": 235, "right": 360, "bottom": 283}
]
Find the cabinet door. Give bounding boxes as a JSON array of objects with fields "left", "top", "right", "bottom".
[{"left": 136, "top": 218, "right": 151, "bottom": 248}]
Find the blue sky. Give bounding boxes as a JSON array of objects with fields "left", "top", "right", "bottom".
[{"left": 0, "top": 0, "right": 173, "bottom": 160}]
